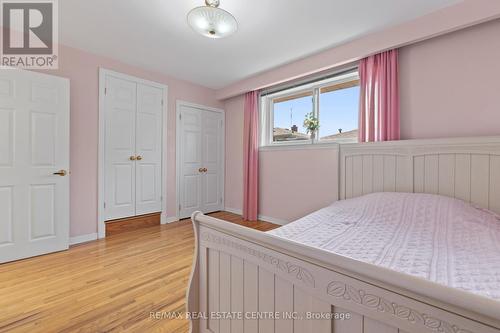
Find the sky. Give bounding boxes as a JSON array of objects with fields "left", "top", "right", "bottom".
[{"left": 274, "top": 86, "right": 359, "bottom": 138}]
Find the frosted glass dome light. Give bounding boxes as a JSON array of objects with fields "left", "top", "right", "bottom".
[{"left": 187, "top": 0, "right": 238, "bottom": 39}]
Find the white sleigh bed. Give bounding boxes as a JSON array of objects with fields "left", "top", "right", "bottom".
[{"left": 187, "top": 136, "right": 500, "bottom": 333}]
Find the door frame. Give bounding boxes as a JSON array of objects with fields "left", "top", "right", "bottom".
[
  {"left": 98, "top": 68, "right": 168, "bottom": 239},
  {"left": 175, "top": 100, "right": 225, "bottom": 220}
]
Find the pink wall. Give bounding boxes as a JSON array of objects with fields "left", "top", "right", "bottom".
[
  {"left": 224, "top": 19, "right": 500, "bottom": 222},
  {"left": 259, "top": 149, "right": 339, "bottom": 222},
  {"left": 44, "top": 45, "right": 223, "bottom": 237},
  {"left": 399, "top": 19, "right": 500, "bottom": 139}
]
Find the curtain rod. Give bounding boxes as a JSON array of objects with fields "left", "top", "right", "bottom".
[{"left": 260, "top": 65, "right": 359, "bottom": 97}]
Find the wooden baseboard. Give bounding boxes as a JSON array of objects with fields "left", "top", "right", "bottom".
[{"left": 105, "top": 213, "right": 161, "bottom": 237}]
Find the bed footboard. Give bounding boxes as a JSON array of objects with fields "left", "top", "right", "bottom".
[{"left": 187, "top": 212, "right": 500, "bottom": 333}]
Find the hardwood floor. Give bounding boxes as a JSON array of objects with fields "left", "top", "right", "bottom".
[
  {"left": 105, "top": 212, "right": 161, "bottom": 236},
  {"left": 0, "top": 212, "right": 278, "bottom": 333},
  {"left": 207, "top": 211, "right": 278, "bottom": 232}
]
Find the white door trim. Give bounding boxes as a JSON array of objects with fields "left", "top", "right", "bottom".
[
  {"left": 98, "top": 68, "right": 168, "bottom": 239},
  {"left": 175, "top": 100, "right": 225, "bottom": 220}
]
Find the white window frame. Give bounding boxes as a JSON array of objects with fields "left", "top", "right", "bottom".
[{"left": 260, "top": 70, "right": 359, "bottom": 149}]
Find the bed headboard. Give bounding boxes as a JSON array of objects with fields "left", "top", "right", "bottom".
[{"left": 339, "top": 136, "right": 500, "bottom": 214}]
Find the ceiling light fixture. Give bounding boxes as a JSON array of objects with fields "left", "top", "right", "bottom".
[{"left": 187, "top": 0, "right": 238, "bottom": 39}]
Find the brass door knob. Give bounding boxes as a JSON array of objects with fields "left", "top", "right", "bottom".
[
  {"left": 136, "top": 156, "right": 143, "bottom": 161},
  {"left": 130, "top": 156, "right": 137, "bottom": 161},
  {"left": 53, "top": 170, "right": 67, "bottom": 176},
  {"left": 203, "top": 168, "right": 208, "bottom": 172},
  {"left": 199, "top": 168, "right": 204, "bottom": 173}
]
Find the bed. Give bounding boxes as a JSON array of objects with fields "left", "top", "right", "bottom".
[
  {"left": 187, "top": 136, "right": 500, "bottom": 333},
  {"left": 268, "top": 192, "right": 500, "bottom": 301}
]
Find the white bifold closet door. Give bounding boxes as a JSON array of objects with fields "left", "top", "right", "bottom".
[
  {"left": 104, "top": 75, "right": 163, "bottom": 221},
  {"left": 0, "top": 69, "right": 70, "bottom": 263},
  {"left": 178, "top": 104, "right": 224, "bottom": 219}
]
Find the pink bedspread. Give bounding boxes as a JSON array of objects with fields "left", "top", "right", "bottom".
[{"left": 267, "top": 192, "right": 500, "bottom": 300}]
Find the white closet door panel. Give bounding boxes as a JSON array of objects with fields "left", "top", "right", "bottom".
[
  {"left": 0, "top": 69, "right": 69, "bottom": 263},
  {"left": 0, "top": 186, "right": 13, "bottom": 246},
  {"left": 201, "top": 111, "right": 224, "bottom": 213},
  {"left": 0, "top": 108, "right": 14, "bottom": 167},
  {"left": 104, "top": 76, "right": 137, "bottom": 220},
  {"left": 179, "top": 106, "right": 203, "bottom": 218},
  {"left": 135, "top": 84, "right": 163, "bottom": 215}
]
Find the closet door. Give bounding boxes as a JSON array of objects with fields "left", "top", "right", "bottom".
[
  {"left": 135, "top": 84, "right": 163, "bottom": 215},
  {"left": 104, "top": 76, "right": 137, "bottom": 220},
  {"left": 178, "top": 105, "right": 203, "bottom": 218},
  {"left": 178, "top": 105, "right": 224, "bottom": 219},
  {"left": 201, "top": 111, "right": 224, "bottom": 213}
]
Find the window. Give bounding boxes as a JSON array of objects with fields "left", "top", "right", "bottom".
[
  {"left": 272, "top": 91, "right": 313, "bottom": 142},
  {"left": 260, "top": 70, "right": 359, "bottom": 147},
  {"left": 318, "top": 79, "right": 360, "bottom": 142}
]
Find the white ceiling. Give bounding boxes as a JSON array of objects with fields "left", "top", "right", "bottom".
[{"left": 60, "top": 0, "right": 462, "bottom": 89}]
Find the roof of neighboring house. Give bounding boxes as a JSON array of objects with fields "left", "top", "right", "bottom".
[
  {"left": 272, "top": 128, "right": 358, "bottom": 142},
  {"left": 320, "top": 129, "right": 358, "bottom": 140},
  {"left": 273, "top": 128, "right": 309, "bottom": 141}
]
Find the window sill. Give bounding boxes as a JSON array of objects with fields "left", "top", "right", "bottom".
[{"left": 259, "top": 141, "right": 343, "bottom": 152}]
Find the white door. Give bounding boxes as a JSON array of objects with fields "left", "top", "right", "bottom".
[
  {"left": 104, "top": 74, "right": 163, "bottom": 220},
  {"left": 201, "top": 110, "right": 224, "bottom": 213},
  {"left": 178, "top": 106, "right": 203, "bottom": 218},
  {"left": 104, "top": 76, "right": 137, "bottom": 220},
  {"left": 178, "top": 105, "right": 224, "bottom": 219},
  {"left": 135, "top": 84, "right": 163, "bottom": 215},
  {"left": 0, "top": 69, "right": 70, "bottom": 263}
]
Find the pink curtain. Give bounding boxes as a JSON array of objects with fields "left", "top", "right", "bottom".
[
  {"left": 243, "top": 91, "right": 259, "bottom": 221},
  {"left": 358, "top": 49, "right": 400, "bottom": 142}
]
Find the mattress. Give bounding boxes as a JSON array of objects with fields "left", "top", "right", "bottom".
[{"left": 267, "top": 192, "right": 500, "bottom": 301}]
